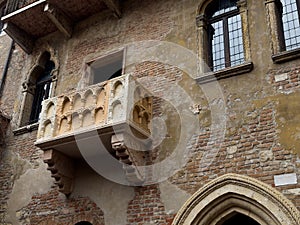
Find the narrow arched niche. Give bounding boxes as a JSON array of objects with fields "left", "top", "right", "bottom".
[
  {"left": 71, "top": 112, "right": 81, "bottom": 130},
  {"left": 96, "top": 88, "right": 106, "bottom": 107},
  {"left": 73, "top": 94, "right": 82, "bottom": 111},
  {"left": 112, "top": 101, "right": 123, "bottom": 122},
  {"left": 113, "top": 81, "right": 123, "bottom": 98},
  {"left": 58, "top": 117, "right": 69, "bottom": 135},
  {"left": 82, "top": 110, "right": 93, "bottom": 127},
  {"left": 133, "top": 105, "right": 141, "bottom": 124},
  {"left": 95, "top": 107, "right": 105, "bottom": 124},
  {"left": 62, "top": 98, "right": 71, "bottom": 115},
  {"left": 46, "top": 102, "right": 55, "bottom": 119},
  {"left": 43, "top": 120, "right": 52, "bottom": 137},
  {"left": 172, "top": 173, "right": 300, "bottom": 225},
  {"left": 84, "top": 90, "right": 94, "bottom": 108}
]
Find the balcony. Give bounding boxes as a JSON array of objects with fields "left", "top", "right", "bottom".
[
  {"left": 1, "top": 0, "right": 121, "bottom": 53},
  {"left": 35, "top": 74, "right": 152, "bottom": 194}
]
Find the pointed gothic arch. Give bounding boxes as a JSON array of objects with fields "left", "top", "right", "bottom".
[{"left": 172, "top": 173, "right": 300, "bottom": 225}]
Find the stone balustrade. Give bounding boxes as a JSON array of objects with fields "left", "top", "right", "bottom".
[{"left": 36, "top": 73, "right": 152, "bottom": 142}]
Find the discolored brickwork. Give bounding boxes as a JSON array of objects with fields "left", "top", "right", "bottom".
[
  {"left": 1, "top": 0, "right": 300, "bottom": 224},
  {"left": 127, "top": 185, "right": 175, "bottom": 225},
  {"left": 18, "top": 190, "right": 105, "bottom": 225}
]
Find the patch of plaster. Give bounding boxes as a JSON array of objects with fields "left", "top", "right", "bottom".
[
  {"left": 253, "top": 91, "right": 300, "bottom": 155},
  {"left": 159, "top": 180, "right": 191, "bottom": 214},
  {"left": 72, "top": 162, "right": 135, "bottom": 225},
  {"left": 6, "top": 158, "right": 52, "bottom": 225},
  {"left": 6, "top": 151, "right": 31, "bottom": 182}
]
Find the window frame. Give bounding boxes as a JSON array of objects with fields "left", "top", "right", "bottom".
[
  {"left": 86, "top": 49, "right": 125, "bottom": 86},
  {"left": 208, "top": 7, "right": 244, "bottom": 71},
  {"left": 29, "top": 60, "right": 55, "bottom": 124},
  {"left": 281, "top": 0, "right": 300, "bottom": 51},
  {"left": 13, "top": 51, "right": 58, "bottom": 135},
  {"left": 196, "top": 0, "right": 253, "bottom": 83},
  {"left": 265, "top": 0, "right": 300, "bottom": 63}
]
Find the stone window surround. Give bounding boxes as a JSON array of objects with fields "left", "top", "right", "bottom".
[
  {"left": 196, "top": 0, "right": 253, "bottom": 83},
  {"left": 265, "top": 0, "right": 300, "bottom": 63},
  {"left": 13, "top": 49, "right": 59, "bottom": 136},
  {"left": 81, "top": 48, "right": 126, "bottom": 89}
]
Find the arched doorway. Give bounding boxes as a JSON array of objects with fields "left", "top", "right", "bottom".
[{"left": 172, "top": 173, "right": 300, "bottom": 225}]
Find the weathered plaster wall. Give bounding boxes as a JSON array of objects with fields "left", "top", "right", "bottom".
[
  {"left": 1, "top": 0, "right": 300, "bottom": 224},
  {"left": 72, "top": 161, "right": 135, "bottom": 225}
]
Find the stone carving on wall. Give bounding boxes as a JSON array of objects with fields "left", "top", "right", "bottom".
[
  {"left": 226, "top": 145, "right": 238, "bottom": 158},
  {"left": 189, "top": 104, "right": 202, "bottom": 115},
  {"left": 22, "top": 80, "right": 35, "bottom": 94},
  {"left": 259, "top": 150, "right": 274, "bottom": 162}
]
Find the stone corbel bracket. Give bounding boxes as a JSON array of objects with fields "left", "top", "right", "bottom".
[
  {"left": 111, "top": 133, "right": 149, "bottom": 185},
  {"left": 43, "top": 149, "right": 75, "bottom": 195}
]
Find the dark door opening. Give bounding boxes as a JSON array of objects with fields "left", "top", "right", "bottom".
[
  {"left": 75, "top": 222, "right": 93, "bottom": 225},
  {"left": 221, "top": 213, "right": 260, "bottom": 225}
]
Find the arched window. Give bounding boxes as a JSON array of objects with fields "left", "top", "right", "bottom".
[
  {"left": 29, "top": 58, "right": 54, "bottom": 123},
  {"left": 196, "top": 0, "right": 252, "bottom": 81},
  {"left": 206, "top": 0, "right": 244, "bottom": 71},
  {"left": 19, "top": 51, "right": 56, "bottom": 127}
]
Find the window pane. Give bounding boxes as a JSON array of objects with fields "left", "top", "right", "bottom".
[
  {"left": 281, "top": 0, "right": 300, "bottom": 50},
  {"left": 212, "top": 20, "right": 226, "bottom": 71},
  {"left": 90, "top": 51, "right": 123, "bottom": 84},
  {"left": 211, "top": 0, "right": 238, "bottom": 17},
  {"left": 228, "top": 14, "right": 245, "bottom": 66}
]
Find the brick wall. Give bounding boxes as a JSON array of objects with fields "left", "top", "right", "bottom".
[
  {"left": 127, "top": 185, "right": 175, "bottom": 225},
  {"left": 18, "top": 190, "right": 105, "bottom": 225},
  {"left": 1, "top": 0, "right": 300, "bottom": 224}
]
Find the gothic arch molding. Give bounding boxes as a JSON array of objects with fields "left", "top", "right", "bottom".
[
  {"left": 172, "top": 173, "right": 300, "bottom": 225},
  {"left": 197, "top": 0, "right": 214, "bottom": 15}
]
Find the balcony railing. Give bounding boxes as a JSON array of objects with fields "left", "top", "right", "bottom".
[
  {"left": 4, "top": 0, "right": 35, "bottom": 15},
  {"left": 36, "top": 73, "right": 152, "bottom": 142}
]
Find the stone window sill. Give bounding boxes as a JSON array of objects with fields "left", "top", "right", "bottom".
[
  {"left": 13, "top": 122, "right": 39, "bottom": 136},
  {"left": 196, "top": 61, "right": 254, "bottom": 84},
  {"left": 272, "top": 48, "right": 300, "bottom": 63}
]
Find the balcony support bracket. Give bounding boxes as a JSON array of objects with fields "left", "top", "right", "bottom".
[
  {"left": 43, "top": 149, "right": 75, "bottom": 195},
  {"left": 3, "top": 22, "right": 34, "bottom": 54},
  {"left": 44, "top": 3, "right": 73, "bottom": 38},
  {"left": 111, "top": 132, "right": 148, "bottom": 185}
]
